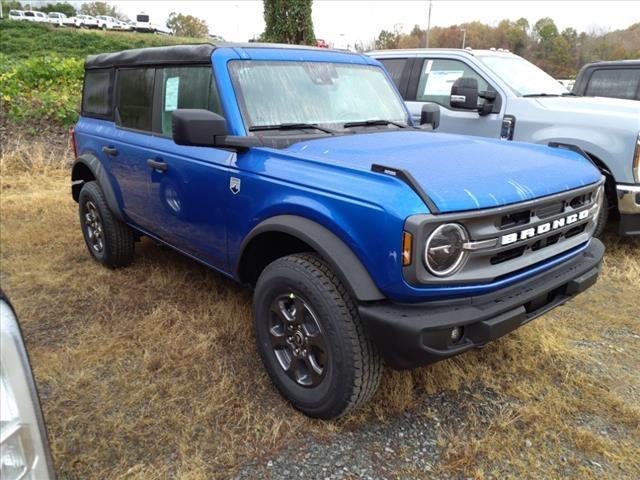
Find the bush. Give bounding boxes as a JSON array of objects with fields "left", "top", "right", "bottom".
[
  {"left": 0, "top": 20, "right": 198, "bottom": 129},
  {"left": 1, "top": 53, "right": 84, "bottom": 127}
]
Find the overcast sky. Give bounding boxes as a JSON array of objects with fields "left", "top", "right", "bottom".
[{"left": 36, "top": 1, "right": 639, "bottom": 45}]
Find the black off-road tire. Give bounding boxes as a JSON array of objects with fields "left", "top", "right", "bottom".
[
  {"left": 593, "top": 192, "right": 609, "bottom": 238},
  {"left": 78, "top": 181, "right": 135, "bottom": 268},
  {"left": 253, "top": 253, "right": 382, "bottom": 419}
]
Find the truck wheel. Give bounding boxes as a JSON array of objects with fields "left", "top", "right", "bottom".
[
  {"left": 78, "top": 181, "right": 135, "bottom": 268},
  {"left": 593, "top": 193, "right": 609, "bottom": 238},
  {"left": 253, "top": 253, "right": 382, "bottom": 419}
]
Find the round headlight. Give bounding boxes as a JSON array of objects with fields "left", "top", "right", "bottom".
[{"left": 424, "top": 223, "right": 468, "bottom": 276}]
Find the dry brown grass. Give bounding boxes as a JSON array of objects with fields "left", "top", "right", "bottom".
[{"left": 1, "top": 139, "right": 639, "bottom": 479}]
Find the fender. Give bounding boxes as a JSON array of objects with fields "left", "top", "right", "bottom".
[
  {"left": 71, "top": 153, "right": 123, "bottom": 221},
  {"left": 238, "top": 215, "right": 385, "bottom": 302}
]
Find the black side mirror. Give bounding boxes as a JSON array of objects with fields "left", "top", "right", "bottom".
[
  {"left": 450, "top": 77, "right": 479, "bottom": 110},
  {"left": 420, "top": 103, "right": 440, "bottom": 130},
  {"left": 172, "top": 109, "right": 228, "bottom": 147}
]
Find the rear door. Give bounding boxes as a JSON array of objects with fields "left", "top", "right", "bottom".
[
  {"left": 107, "top": 67, "right": 158, "bottom": 230},
  {"left": 144, "top": 65, "right": 233, "bottom": 270},
  {"left": 377, "top": 57, "right": 415, "bottom": 99},
  {"left": 405, "top": 57, "right": 503, "bottom": 138}
]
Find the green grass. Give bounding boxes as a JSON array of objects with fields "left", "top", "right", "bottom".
[
  {"left": 0, "top": 21, "right": 203, "bottom": 128},
  {"left": 0, "top": 20, "right": 200, "bottom": 59}
]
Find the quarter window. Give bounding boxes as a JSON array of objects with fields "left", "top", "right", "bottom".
[
  {"left": 416, "top": 59, "right": 490, "bottom": 108},
  {"left": 585, "top": 69, "right": 639, "bottom": 101},
  {"left": 82, "top": 69, "right": 113, "bottom": 117},
  {"left": 116, "top": 68, "right": 155, "bottom": 132},
  {"left": 159, "top": 66, "right": 222, "bottom": 137}
]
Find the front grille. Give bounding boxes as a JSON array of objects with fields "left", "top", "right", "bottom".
[{"left": 403, "top": 179, "right": 604, "bottom": 286}]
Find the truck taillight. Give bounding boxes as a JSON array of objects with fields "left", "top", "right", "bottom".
[{"left": 69, "top": 127, "right": 77, "bottom": 158}]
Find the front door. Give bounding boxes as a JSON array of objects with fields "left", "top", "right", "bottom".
[
  {"left": 144, "top": 65, "right": 232, "bottom": 270},
  {"left": 405, "top": 58, "right": 503, "bottom": 138}
]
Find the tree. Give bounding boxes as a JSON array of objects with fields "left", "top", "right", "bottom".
[
  {"left": 79, "top": 2, "right": 117, "bottom": 17},
  {"left": 166, "top": 12, "right": 209, "bottom": 38},
  {"left": 262, "top": 0, "right": 315, "bottom": 45},
  {"left": 39, "top": 2, "right": 77, "bottom": 17},
  {"left": 2, "top": 1, "right": 22, "bottom": 17},
  {"left": 374, "top": 29, "right": 400, "bottom": 50}
]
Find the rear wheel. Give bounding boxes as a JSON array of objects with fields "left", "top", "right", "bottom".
[
  {"left": 78, "top": 181, "right": 135, "bottom": 268},
  {"left": 253, "top": 253, "right": 382, "bottom": 419}
]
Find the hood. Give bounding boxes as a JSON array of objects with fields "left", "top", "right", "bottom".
[
  {"left": 532, "top": 95, "right": 640, "bottom": 127},
  {"left": 282, "top": 130, "right": 601, "bottom": 213}
]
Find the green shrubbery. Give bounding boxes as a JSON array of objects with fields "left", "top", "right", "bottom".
[
  {"left": 1, "top": 53, "right": 84, "bottom": 127},
  {"left": 0, "top": 21, "right": 195, "bottom": 129}
]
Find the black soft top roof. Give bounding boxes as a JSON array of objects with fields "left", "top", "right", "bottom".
[
  {"left": 84, "top": 42, "right": 358, "bottom": 70},
  {"left": 85, "top": 43, "right": 216, "bottom": 69}
]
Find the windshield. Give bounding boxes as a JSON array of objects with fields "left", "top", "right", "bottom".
[
  {"left": 477, "top": 55, "right": 568, "bottom": 97},
  {"left": 228, "top": 60, "right": 409, "bottom": 132}
]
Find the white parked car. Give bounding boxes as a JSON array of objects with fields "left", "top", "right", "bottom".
[
  {"left": 8, "top": 10, "right": 26, "bottom": 20},
  {"left": 22, "top": 11, "right": 49, "bottom": 23},
  {"left": 47, "top": 12, "right": 76, "bottom": 27},
  {"left": 75, "top": 14, "right": 100, "bottom": 29},
  {"left": 96, "top": 15, "right": 121, "bottom": 30},
  {"left": 134, "top": 12, "right": 172, "bottom": 35}
]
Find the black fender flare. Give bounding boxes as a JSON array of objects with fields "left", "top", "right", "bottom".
[
  {"left": 238, "top": 215, "right": 385, "bottom": 302},
  {"left": 71, "top": 153, "right": 123, "bottom": 221}
]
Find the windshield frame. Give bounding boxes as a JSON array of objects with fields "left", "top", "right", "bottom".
[
  {"left": 227, "top": 59, "right": 411, "bottom": 136},
  {"left": 476, "top": 54, "right": 568, "bottom": 97}
]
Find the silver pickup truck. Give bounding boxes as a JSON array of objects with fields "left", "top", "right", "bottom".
[{"left": 370, "top": 48, "right": 640, "bottom": 236}]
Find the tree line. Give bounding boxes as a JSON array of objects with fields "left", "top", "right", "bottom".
[{"left": 372, "top": 18, "right": 640, "bottom": 78}]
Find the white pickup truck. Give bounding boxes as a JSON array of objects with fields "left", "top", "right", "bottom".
[{"left": 371, "top": 48, "right": 640, "bottom": 236}]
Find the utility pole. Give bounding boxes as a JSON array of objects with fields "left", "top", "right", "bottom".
[
  {"left": 461, "top": 28, "right": 466, "bottom": 49},
  {"left": 425, "top": 0, "right": 432, "bottom": 48}
]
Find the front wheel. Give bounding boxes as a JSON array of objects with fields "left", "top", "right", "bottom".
[{"left": 253, "top": 253, "right": 382, "bottom": 419}]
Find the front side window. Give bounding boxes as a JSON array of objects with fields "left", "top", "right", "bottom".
[
  {"left": 228, "top": 60, "right": 409, "bottom": 131},
  {"left": 116, "top": 68, "right": 154, "bottom": 131},
  {"left": 477, "top": 55, "right": 567, "bottom": 97},
  {"left": 416, "top": 58, "right": 491, "bottom": 107},
  {"left": 159, "top": 66, "right": 222, "bottom": 136},
  {"left": 585, "top": 69, "right": 639, "bottom": 100}
]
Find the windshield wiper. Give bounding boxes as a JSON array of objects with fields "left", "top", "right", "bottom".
[
  {"left": 522, "top": 93, "right": 561, "bottom": 98},
  {"left": 249, "top": 123, "right": 338, "bottom": 134},
  {"left": 561, "top": 92, "right": 577, "bottom": 96},
  {"left": 343, "top": 119, "right": 409, "bottom": 129}
]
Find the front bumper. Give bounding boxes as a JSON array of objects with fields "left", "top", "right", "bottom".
[
  {"left": 617, "top": 184, "right": 640, "bottom": 236},
  {"left": 359, "top": 239, "right": 604, "bottom": 369}
]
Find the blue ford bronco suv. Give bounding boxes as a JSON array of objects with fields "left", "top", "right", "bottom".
[{"left": 71, "top": 43, "right": 605, "bottom": 419}]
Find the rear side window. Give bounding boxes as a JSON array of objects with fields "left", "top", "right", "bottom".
[
  {"left": 379, "top": 58, "right": 408, "bottom": 91},
  {"left": 585, "top": 69, "right": 639, "bottom": 100},
  {"left": 159, "top": 66, "right": 222, "bottom": 136},
  {"left": 116, "top": 68, "right": 155, "bottom": 131},
  {"left": 82, "top": 69, "right": 113, "bottom": 118}
]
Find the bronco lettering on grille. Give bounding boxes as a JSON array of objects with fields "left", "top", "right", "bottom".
[{"left": 501, "top": 209, "right": 590, "bottom": 246}]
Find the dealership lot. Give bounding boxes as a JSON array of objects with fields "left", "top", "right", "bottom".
[{"left": 1, "top": 138, "right": 637, "bottom": 479}]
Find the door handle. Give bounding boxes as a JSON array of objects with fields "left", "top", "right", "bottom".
[
  {"left": 102, "top": 146, "right": 119, "bottom": 156},
  {"left": 147, "top": 159, "right": 168, "bottom": 172}
]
